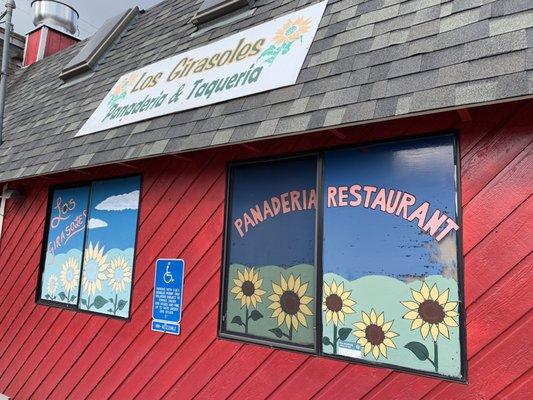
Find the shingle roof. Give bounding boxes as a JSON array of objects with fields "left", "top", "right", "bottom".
[{"left": 1, "top": 0, "right": 532, "bottom": 182}]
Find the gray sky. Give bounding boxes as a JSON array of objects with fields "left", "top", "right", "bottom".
[{"left": 12, "top": 0, "right": 164, "bottom": 38}]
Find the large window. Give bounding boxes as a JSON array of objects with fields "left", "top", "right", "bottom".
[
  {"left": 38, "top": 175, "right": 141, "bottom": 319},
  {"left": 220, "top": 134, "right": 466, "bottom": 380}
]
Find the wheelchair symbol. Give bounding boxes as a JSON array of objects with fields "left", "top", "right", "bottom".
[{"left": 163, "top": 263, "right": 174, "bottom": 284}]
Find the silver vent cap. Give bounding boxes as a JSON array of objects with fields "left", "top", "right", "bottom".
[{"left": 31, "top": 0, "right": 79, "bottom": 35}]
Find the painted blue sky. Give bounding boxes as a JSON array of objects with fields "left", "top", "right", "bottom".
[
  {"left": 229, "top": 157, "right": 316, "bottom": 267},
  {"left": 323, "top": 135, "right": 458, "bottom": 281},
  {"left": 85, "top": 176, "right": 141, "bottom": 251}
]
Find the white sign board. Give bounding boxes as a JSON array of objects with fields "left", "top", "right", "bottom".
[{"left": 77, "top": 1, "right": 328, "bottom": 137}]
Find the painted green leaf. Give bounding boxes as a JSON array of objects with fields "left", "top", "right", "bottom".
[
  {"left": 107, "top": 308, "right": 113, "bottom": 313},
  {"left": 70, "top": 295, "right": 77, "bottom": 302},
  {"left": 117, "top": 300, "right": 127, "bottom": 311},
  {"left": 58, "top": 292, "right": 67, "bottom": 301},
  {"left": 249, "top": 310, "right": 263, "bottom": 321},
  {"left": 338, "top": 328, "right": 352, "bottom": 341},
  {"left": 45, "top": 294, "right": 51, "bottom": 300},
  {"left": 269, "top": 327, "right": 284, "bottom": 338},
  {"left": 322, "top": 336, "right": 332, "bottom": 346},
  {"left": 231, "top": 316, "right": 244, "bottom": 326},
  {"left": 109, "top": 298, "right": 114, "bottom": 303},
  {"left": 80, "top": 298, "right": 87, "bottom": 306},
  {"left": 405, "top": 341, "right": 430, "bottom": 361},
  {"left": 93, "top": 295, "right": 109, "bottom": 309}
]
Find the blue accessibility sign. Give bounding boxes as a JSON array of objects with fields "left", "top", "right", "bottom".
[{"left": 152, "top": 259, "right": 185, "bottom": 335}]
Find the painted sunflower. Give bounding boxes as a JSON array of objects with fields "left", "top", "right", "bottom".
[
  {"left": 322, "top": 279, "right": 355, "bottom": 325},
  {"left": 268, "top": 273, "right": 313, "bottom": 331},
  {"left": 60, "top": 257, "right": 80, "bottom": 292},
  {"left": 401, "top": 281, "right": 459, "bottom": 341},
  {"left": 82, "top": 242, "right": 108, "bottom": 297},
  {"left": 107, "top": 257, "right": 132, "bottom": 293},
  {"left": 230, "top": 267, "right": 266, "bottom": 308},
  {"left": 273, "top": 17, "right": 311, "bottom": 46},
  {"left": 47, "top": 274, "right": 59, "bottom": 297},
  {"left": 353, "top": 309, "right": 398, "bottom": 360}
]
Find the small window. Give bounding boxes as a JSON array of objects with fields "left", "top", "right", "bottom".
[
  {"left": 38, "top": 175, "right": 141, "bottom": 319},
  {"left": 192, "top": 0, "right": 253, "bottom": 25},
  {"left": 220, "top": 134, "right": 466, "bottom": 380}
]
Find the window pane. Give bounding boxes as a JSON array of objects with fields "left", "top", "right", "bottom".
[
  {"left": 40, "top": 186, "right": 90, "bottom": 305},
  {"left": 322, "top": 135, "right": 464, "bottom": 379},
  {"left": 223, "top": 157, "right": 317, "bottom": 348},
  {"left": 79, "top": 176, "right": 141, "bottom": 318}
]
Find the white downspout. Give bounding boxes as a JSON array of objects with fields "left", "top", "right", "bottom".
[{"left": 0, "top": 183, "right": 8, "bottom": 248}]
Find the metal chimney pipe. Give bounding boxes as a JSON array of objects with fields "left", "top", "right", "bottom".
[
  {"left": 0, "top": 0, "right": 16, "bottom": 146},
  {"left": 31, "top": 0, "right": 79, "bottom": 35}
]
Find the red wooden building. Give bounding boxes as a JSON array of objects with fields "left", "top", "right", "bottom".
[{"left": 0, "top": 0, "right": 531, "bottom": 399}]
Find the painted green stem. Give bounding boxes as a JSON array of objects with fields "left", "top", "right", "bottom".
[
  {"left": 434, "top": 340, "right": 439, "bottom": 372},
  {"left": 333, "top": 324, "right": 338, "bottom": 354}
]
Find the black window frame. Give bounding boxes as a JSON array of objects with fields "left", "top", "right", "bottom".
[
  {"left": 218, "top": 132, "right": 468, "bottom": 382},
  {"left": 36, "top": 174, "right": 143, "bottom": 321}
]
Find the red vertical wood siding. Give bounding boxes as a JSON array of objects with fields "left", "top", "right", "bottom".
[{"left": 0, "top": 99, "right": 531, "bottom": 399}]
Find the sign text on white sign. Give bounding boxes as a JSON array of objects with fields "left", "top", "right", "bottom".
[{"left": 77, "top": 1, "right": 328, "bottom": 137}]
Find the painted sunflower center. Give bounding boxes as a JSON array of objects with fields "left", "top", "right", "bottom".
[
  {"left": 365, "top": 324, "right": 385, "bottom": 346},
  {"left": 325, "top": 294, "right": 342, "bottom": 312},
  {"left": 114, "top": 268, "right": 124, "bottom": 281},
  {"left": 418, "top": 300, "right": 445, "bottom": 324},
  {"left": 241, "top": 281, "right": 255, "bottom": 297},
  {"left": 85, "top": 260, "right": 99, "bottom": 282},
  {"left": 66, "top": 268, "right": 75, "bottom": 282},
  {"left": 280, "top": 291, "right": 300, "bottom": 315}
]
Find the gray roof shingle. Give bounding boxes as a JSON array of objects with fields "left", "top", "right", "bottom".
[{"left": 0, "top": 0, "right": 532, "bottom": 182}]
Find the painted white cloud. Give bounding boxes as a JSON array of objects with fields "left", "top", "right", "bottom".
[
  {"left": 88, "top": 218, "right": 108, "bottom": 229},
  {"left": 95, "top": 190, "right": 140, "bottom": 211}
]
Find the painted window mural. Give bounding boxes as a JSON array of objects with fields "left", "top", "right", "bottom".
[
  {"left": 40, "top": 186, "right": 90, "bottom": 305},
  {"left": 322, "top": 135, "right": 464, "bottom": 379},
  {"left": 39, "top": 176, "right": 141, "bottom": 319},
  {"left": 220, "top": 134, "right": 465, "bottom": 380},
  {"left": 222, "top": 156, "right": 317, "bottom": 349}
]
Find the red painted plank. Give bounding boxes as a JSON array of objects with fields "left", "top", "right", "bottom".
[
  {"left": 462, "top": 142, "right": 532, "bottom": 253},
  {"left": 425, "top": 311, "right": 533, "bottom": 400},
  {"left": 461, "top": 105, "right": 532, "bottom": 204},
  {"left": 491, "top": 368, "right": 533, "bottom": 400}
]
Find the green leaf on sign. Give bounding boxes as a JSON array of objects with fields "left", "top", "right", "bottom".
[
  {"left": 109, "top": 298, "right": 114, "bottom": 303},
  {"left": 269, "top": 328, "right": 284, "bottom": 338},
  {"left": 117, "top": 300, "right": 127, "bottom": 311},
  {"left": 58, "top": 292, "right": 67, "bottom": 301},
  {"left": 231, "top": 316, "right": 244, "bottom": 326},
  {"left": 70, "top": 295, "right": 77, "bottom": 302},
  {"left": 93, "top": 295, "right": 109, "bottom": 309},
  {"left": 45, "top": 294, "right": 51, "bottom": 300},
  {"left": 249, "top": 310, "right": 263, "bottom": 321},
  {"left": 405, "top": 341, "right": 430, "bottom": 361},
  {"left": 80, "top": 298, "right": 87, "bottom": 306},
  {"left": 107, "top": 308, "right": 113, "bottom": 313},
  {"left": 338, "top": 328, "right": 352, "bottom": 341},
  {"left": 322, "top": 336, "right": 332, "bottom": 346}
]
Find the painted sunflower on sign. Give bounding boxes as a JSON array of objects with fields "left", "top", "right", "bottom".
[
  {"left": 401, "top": 281, "right": 458, "bottom": 341},
  {"left": 60, "top": 257, "right": 80, "bottom": 303},
  {"left": 268, "top": 273, "right": 313, "bottom": 341},
  {"left": 401, "top": 281, "right": 459, "bottom": 372},
  {"left": 273, "top": 17, "right": 311, "bottom": 46},
  {"left": 107, "top": 257, "right": 132, "bottom": 315},
  {"left": 229, "top": 267, "right": 266, "bottom": 334},
  {"left": 322, "top": 279, "right": 356, "bottom": 354},
  {"left": 46, "top": 274, "right": 59, "bottom": 300},
  {"left": 353, "top": 309, "right": 398, "bottom": 360},
  {"left": 323, "top": 279, "right": 356, "bottom": 325},
  {"left": 231, "top": 267, "right": 265, "bottom": 308},
  {"left": 81, "top": 242, "right": 108, "bottom": 300}
]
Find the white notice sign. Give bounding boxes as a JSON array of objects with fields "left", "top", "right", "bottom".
[{"left": 77, "top": 1, "right": 328, "bottom": 137}]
